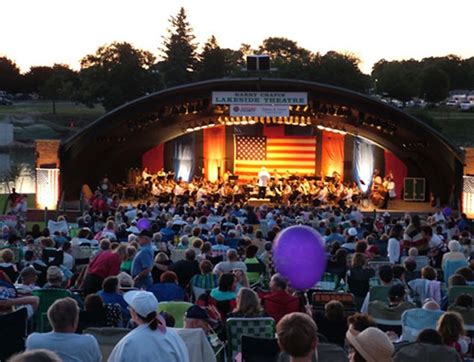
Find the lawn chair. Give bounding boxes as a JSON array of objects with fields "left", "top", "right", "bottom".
[
  {"left": 157, "top": 301, "right": 193, "bottom": 328},
  {"left": 241, "top": 335, "right": 280, "bottom": 362},
  {"left": 83, "top": 327, "right": 129, "bottom": 361},
  {"left": 0, "top": 308, "right": 28, "bottom": 361},
  {"left": 368, "top": 285, "right": 391, "bottom": 303},
  {"left": 312, "top": 291, "right": 356, "bottom": 316},
  {"left": 226, "top": 317, "right": 275, "bottom": 360},
  {"left": 447, "top": 285, "right": 474, "bottom": 305},
  {"left": 32, "top": 288, "right": 71, "bottom": 332},
  {"left": 401, "top": 308, "right": 444, "bottom": 342}
]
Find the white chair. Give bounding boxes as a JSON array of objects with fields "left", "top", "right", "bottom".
[{"left": 173, "top": 328, "right": 216, "bottom": 362}]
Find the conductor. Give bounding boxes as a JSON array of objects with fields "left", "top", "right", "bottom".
[{"left": 258, "top": 167, "right": 270, "bottom": 199}]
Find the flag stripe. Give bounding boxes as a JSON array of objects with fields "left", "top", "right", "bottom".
[{"left": 234, "top": 134, "right": 316, "bottom": 180}]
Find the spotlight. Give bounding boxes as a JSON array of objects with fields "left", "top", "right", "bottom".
[{"left": 248, "top": 117, "right": 256, "bottom": 125}]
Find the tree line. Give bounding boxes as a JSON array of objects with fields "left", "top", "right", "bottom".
[{"left": 1, "top": 7, "right": 473, "bottom": 112}]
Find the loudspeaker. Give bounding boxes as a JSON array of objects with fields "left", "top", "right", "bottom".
[
  {"left": 404, "top": 177, "right": 426, "bottom": 201},
  {"left": 246, "top": 55, "right": 270, "bottom": 71}
]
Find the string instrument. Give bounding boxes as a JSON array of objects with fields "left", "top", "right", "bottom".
[{"left": 370, "top": 183, "right": 387, "bottom": 207}]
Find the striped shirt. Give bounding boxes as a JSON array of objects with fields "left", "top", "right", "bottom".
[{"left": 190, "top": 273, "right": 219, "bottom": 290}]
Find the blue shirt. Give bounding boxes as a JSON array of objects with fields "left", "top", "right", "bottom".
[
  {"left": 96, "top": 291, "right": 130, "bottom": 318},
  {"left": 147, "top": 283, "right": 186, "bottom": 302},
  {"left": 131, "top": 244, "right": 154, "bottom": 288},
  {"left": 26, "top": 332, "right": 101, "bottom": 362}
]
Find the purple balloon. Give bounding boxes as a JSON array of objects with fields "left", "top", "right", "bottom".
[
  {"left": 137, "top": 218, "right": 150, "bottom": 231},
  {"left": 273, "top": 225, "right": 326, "bottom": 290}
]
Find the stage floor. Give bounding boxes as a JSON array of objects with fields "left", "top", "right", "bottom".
[{"left": 359, "top": 199, "right": 435, "bottom": 216}]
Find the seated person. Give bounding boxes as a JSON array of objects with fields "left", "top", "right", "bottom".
[
  {"left": 26, "top": 297, "right": 102, "bottom": 362},
  {"left": 277, "top": 312, "right": 319, "bottom": 362},
  {"left": 227, "top": 287, "right": 266, "bottom": 318},
  {"left": 96, "top": 276, "right": 129, "bottom": 319},
  {"left": 0, "top": 249, "right": 18, "bottom": 282},
  {"left": 208, "top": 273, "right": 237, "bottom": 321},
  {"left": 15, "top": 266, "right": 41, "bottom": 295},
  {"left": 77, "top": 295, "right": 108, "bottom": 333},
  {"left": 346, "top": 326, "right": 394, "bottom": 362},
  {"left": 148, "top": 271, "right": 186, "bottom": 302},
  {"left": 312, "top": 300, "right": 347, "bottom": 347},
  {"left": 260, "top": 274, "right": 301, "bottom": 323},
  {"left": 368, "top": 284, "right": 416, "bottom": 332}
]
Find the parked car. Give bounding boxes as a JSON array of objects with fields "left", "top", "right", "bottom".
[{"left": 460, "top": 102, "right": 474, "bottom": 111}]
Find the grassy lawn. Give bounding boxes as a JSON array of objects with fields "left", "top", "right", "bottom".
[
  {"left": 406, "top": 107, "right": 474, "bottom": 147},
  {"left": 0, "top": 101, "right": 105, "bottom": 119}
]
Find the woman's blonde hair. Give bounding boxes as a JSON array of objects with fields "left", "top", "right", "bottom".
[{"left": 234, "top": 287, "right": 262, "bottom": 317}]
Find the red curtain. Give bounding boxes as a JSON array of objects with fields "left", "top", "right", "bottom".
[
  {"left": 204, "top": 126, "right": 226, "bottom": 182},
  {"left": 263, "top": 125, "right": 285, "bottom": 138},
  {"left": 384, "top": 150, "right": 407, "bottom": 199},
  {"left": 321, "top": 131, "right": 345, "bottom": 178},
  {"left": 142, "top": 143, "right": 164, "bottom": 173}
]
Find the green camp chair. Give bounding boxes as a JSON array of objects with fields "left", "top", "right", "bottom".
[
  {"left": 369, "top": 285, "right": 391, "bottom": 303},
  {"left": 32, "top": 289, "right": 71, "bottom": 332},
  {"left": 447, "top": 285, "right": 474, "bottom": 305},
  {"left": 157, "top": 301, "right": 193, "bottom": 328},
  {"left": 226, "top": 317, "right": 275, "bottom": 360}
]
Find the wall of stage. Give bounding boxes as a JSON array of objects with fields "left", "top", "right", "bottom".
[{"left": 142, "top": 124, "right": 410, "bottom": 199}]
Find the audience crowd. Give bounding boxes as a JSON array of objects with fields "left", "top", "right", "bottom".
[{"left": 1, "top": 198, "right": 473, "bottom": 362}]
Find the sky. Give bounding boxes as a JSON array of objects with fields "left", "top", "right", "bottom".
[{"left": 2, "top": 0, "right": 473, "bottom": 74}]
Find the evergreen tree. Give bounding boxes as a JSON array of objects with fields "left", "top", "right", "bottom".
[
  {"left": 159, "top": 7, "right": 197, "bottom": 87},
  {"left": 0, "top": 57, "right": 22, "bottom": 93},
  {"left": 197, "top": 36, "right": 243, "bottom": 80}
]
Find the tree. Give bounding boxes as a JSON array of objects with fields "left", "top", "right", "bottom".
[
  {"left": 312, "top": 51, "right": 370, "bottom": 92},
  {"left": 23, "top": 66, "right": 54, "bottom": 93},
  {"left": 372, "top": 60, "right": 418, "bottom": 101},
  {"left": 196, "top": 36, "right": 243, "bottom": 80},
  {"left": 418, "top": 65, "right": 450, "bottom": 103},
  {"left": 39, "top": 64, "right": 79, "bottom": 113},
  {"left": 159, "top": 7, "right": 198, "bottom": 87},
  {"left": 0, "top": 57, "right": 22, "bottom": 93},
  {"left": 78, "top": 42, "right": 159, "bottom": 111}
]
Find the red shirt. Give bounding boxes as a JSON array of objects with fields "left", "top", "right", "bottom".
[
  {"left": 87, "top": 251, "right": 121, "bottom": 279},
  {"left": 260, "top": 290, "right": 301, "bottom": 323}
]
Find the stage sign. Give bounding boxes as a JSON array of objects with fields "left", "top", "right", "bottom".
[
  {"left": 230, "top": 104, "right": 289, "bottom": 117},
  {"left": 212, "top": 91, "right": 307, "bottom": 105}
]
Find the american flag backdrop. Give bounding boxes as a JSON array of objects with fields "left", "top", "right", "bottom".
[
  {"left": 36, "top": 168, "right": 60, "bottom": 209},
  {"left": 234, "top": 133, "right": 316, "bottom": 180}
]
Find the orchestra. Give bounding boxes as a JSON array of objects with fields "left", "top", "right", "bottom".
[{"left": 99, "top": 167, "right": 395, "bottom": 209}]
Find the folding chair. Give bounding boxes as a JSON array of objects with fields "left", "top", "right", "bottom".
[
  {"left": 241, "top": 335, "right": 279, "bottom": 362},
  {"left": 157, "top": 301, "right": 193, "bottom": 328},
  {"left": 32, "top": 288, "right": 71, "bottom": 332},
  {"left": 83, "top": 327, "right": 129, "bottom": 361},
  {"left": 393, "top": 342, "right": 462, "bottom": 362},
  {"left": 368, "top": 285, "right": 391, "bottom": 303},
  {"left": 226, "top": 317, "right": 275, "bottom": 360},
  {"left": 447, "top": 285, "right": 474, "bottom": 305},
  {"left": 0, "top": 308, "right": 28, "bottom": 361},
  {"left": 401, "top": 308, "right": 444, "bottom": 342},
  {"left": 312, "top": 291, "right": 356, "bottom": 316}
]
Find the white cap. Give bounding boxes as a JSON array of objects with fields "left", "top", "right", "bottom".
[
  {"left": 124, "top": 291, "right": 158, "bottom": 317},
  {"left": 348, "top": 227, "right": 358, "bottom": 236}
]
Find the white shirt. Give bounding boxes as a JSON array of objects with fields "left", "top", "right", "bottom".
[
  {"left": 387, "top": 237, "right": 400, "bottom": 263},
  {"left": 62, "top": 252, "right": 75, "bottom": 270},
  {"left": 108, "top": 324, "right": 189, "bottom": 362},
  {"left": 429, "top": 233, "right": 444, "bottom": 249},
  {"left": 258, "top": 170, "right": 270, "bottom": 187}
]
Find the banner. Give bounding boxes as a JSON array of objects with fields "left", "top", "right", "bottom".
[
  {"left": 212, "top": 91, "right": 307, "bottom": 105},
  {"left": 230, "top": 104, "right": 289, "bottom": 117}
]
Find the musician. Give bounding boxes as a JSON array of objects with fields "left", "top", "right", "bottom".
[
  {"left": 384, "top": 172, "right": 396, "bottom": 199},
  {"left": 257, "top": 167, "right": 271, "bottom": 199}
]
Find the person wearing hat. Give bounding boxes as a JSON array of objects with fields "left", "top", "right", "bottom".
[
  {"left": 15, "top": 266, "right": 41, "bottom": 295},
  {"left": 184, "top": 305, "right": 214, "bottom": 334},
  {"left": 108, "top": 291, "right": 189, "bottom": 362},
  {"left": 131, "top": 230, "right": 155, "bottom": 289},
  {"left": 346, "top": 326, "right": 394, "bottom": 362}
]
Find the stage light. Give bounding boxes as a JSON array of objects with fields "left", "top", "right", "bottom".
[
  {"left": 248, "top": 117, "right": 256, "bottom": 125},
  {"left": 185, "top": 126, "right": 194, "bottom": 132},
  {"left": 303, "top": 105, "right": 309, "bottom": 112},
  {"left": 306, "top": 117, "right": 312, "bottom": 125},
  {"left": 317, "top": 125, "right": 325, "bottom": 130}
]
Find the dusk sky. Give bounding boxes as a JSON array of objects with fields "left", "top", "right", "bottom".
[{"left": 2, "top": 0, "right": 473, "bottom": 74}]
